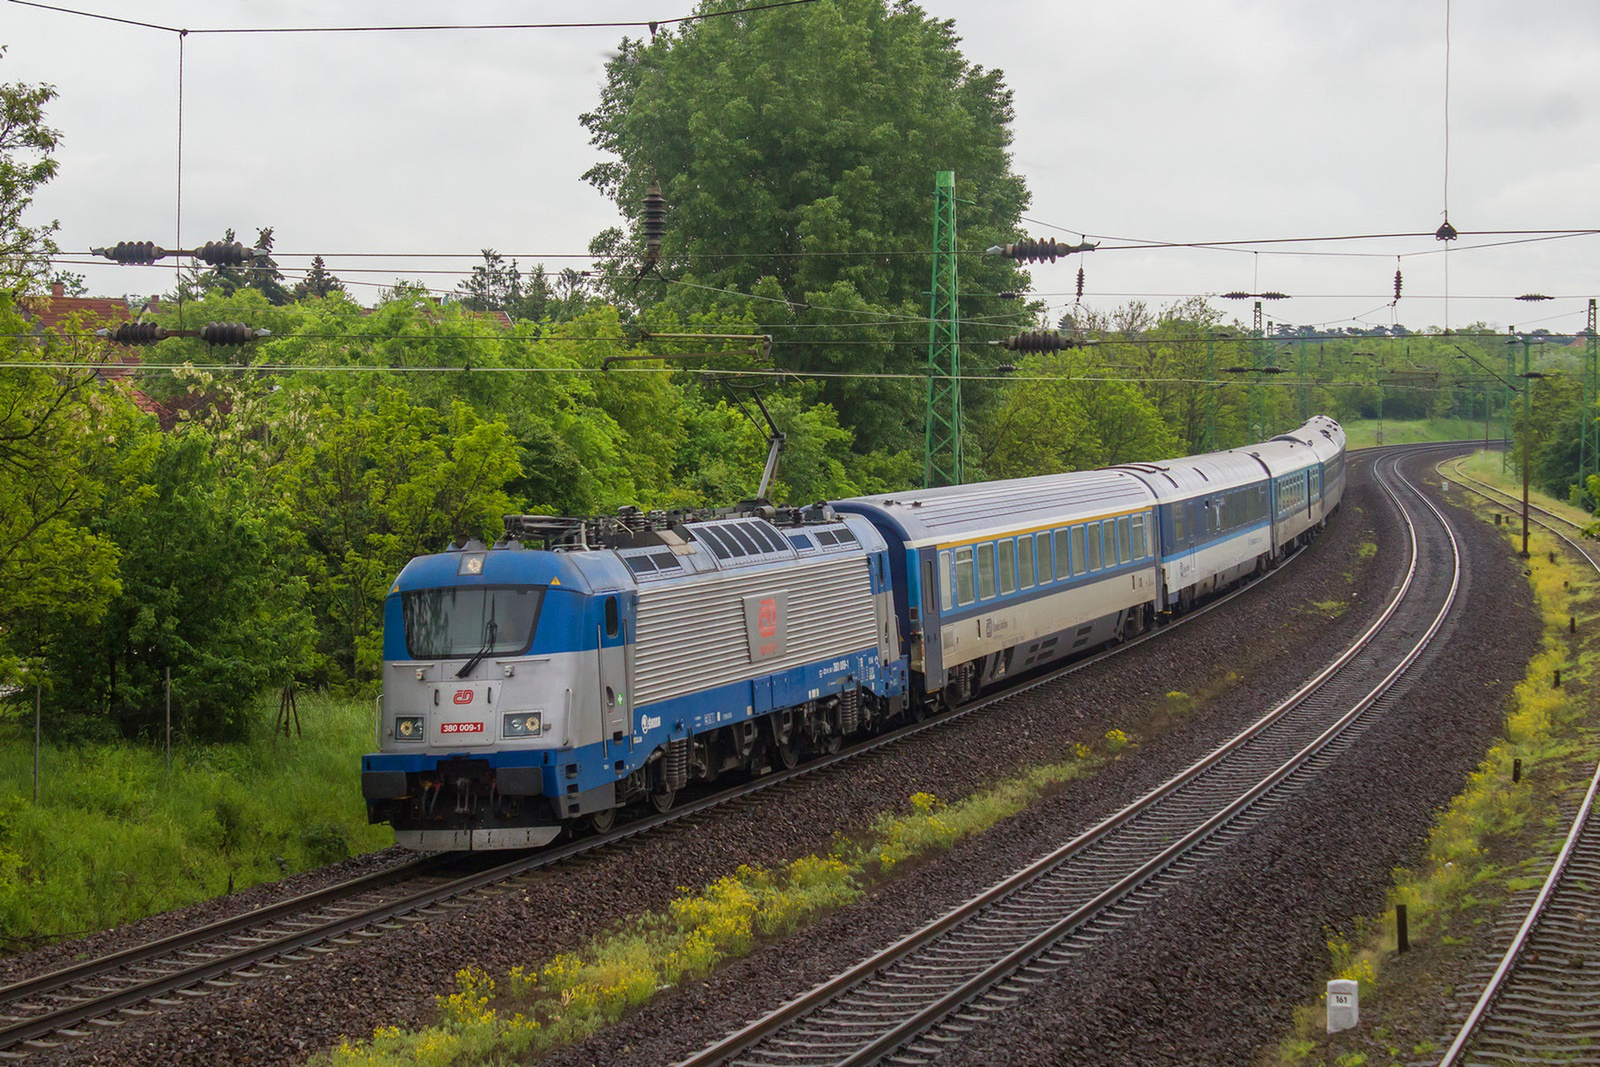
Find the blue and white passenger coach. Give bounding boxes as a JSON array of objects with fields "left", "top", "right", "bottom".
[
  {"left": 836, "top": 470, "right": 1163, "bottom": 703},
  {"left": 361, "top": 508, "right": 908, "bottom": 850}
]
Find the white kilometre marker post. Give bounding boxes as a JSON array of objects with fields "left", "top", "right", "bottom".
[{"left": 1327, "top": 979, "right": 1359, "bottom": 1033}]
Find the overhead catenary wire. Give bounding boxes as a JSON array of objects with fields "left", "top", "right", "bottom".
[
  {"left": 4, "top": 0, "right": 821, "bottom": 35},
  {"left": 0, "top": 359, "right": 1494, "bottom": 391}
]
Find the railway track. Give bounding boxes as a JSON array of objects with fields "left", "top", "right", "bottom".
[
  {"left": 0, "top": 486, "right": 1328, "bottom": 1060},
  {"left": 1433, "top": 456, "right": 1600, "bottom": 1067},
  {"left": 677, "top": 446, "right": 1466, "bottom": 1067}
]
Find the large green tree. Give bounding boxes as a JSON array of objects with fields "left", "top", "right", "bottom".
[{"left": 581, "top": 0, "right": 1033, "bottom": 452}]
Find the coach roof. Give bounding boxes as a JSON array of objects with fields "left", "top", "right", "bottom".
[{"left": 834, "top": 468, "right": 1156, "bottom": 548}]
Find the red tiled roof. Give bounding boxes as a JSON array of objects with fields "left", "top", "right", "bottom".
[
  {"left": 17, "top": 292, "right": 132, "bottom": 333},
  {"left": 17, "top": 289, "right": 169, "bottom": 419}
]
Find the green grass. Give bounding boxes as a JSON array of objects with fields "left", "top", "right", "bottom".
[
  {"left": 1343, "top": 417, "right": 1490, "bottom": 450},
  {"left": 0, "top": 693, "right": 391, "bottom": 950},
  {"left": 1449, "top": 450, "right": 1595, "bottom": 528}
]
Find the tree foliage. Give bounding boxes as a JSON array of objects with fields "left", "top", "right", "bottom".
[
  {"left": 581, "top": 0, "right": 1033, "bottom": 451},
  {"left": 292, "top": 255, "right": 345, "bottom": 300},
  {"left": 0, "top": 48, "right": 60, "bottom": 293},
  {"left": 40, "top": 432, "right": 314, "bottom": 741},
  {"left": 0, "top": 298, "right": 126, "bottom": 688}
]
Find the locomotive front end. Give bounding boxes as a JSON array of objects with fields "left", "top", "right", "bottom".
[{"left": 361, "top": 539, "right": 624, "bottom": 850}]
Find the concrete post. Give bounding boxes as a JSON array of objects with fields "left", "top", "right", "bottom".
[{"left": 1327, "top": 978, "right": 1359, "bottom": 1033}]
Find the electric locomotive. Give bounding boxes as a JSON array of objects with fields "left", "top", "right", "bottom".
[{"left": 361, "top": 506, "right": 908, "bottom": 850}]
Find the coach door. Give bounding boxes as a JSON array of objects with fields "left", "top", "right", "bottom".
[{"left": 598, "top": 594, "right": 630, "bottom": 756}]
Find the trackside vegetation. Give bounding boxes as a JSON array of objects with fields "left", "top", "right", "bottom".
[
  {"left": 317, "top": 736, "right": 1136, "bottom": 1067},
  {"left": 1272, "top": 456, "right": 1598, "bottom": 1066},
  {"left": 0, "top": 694, "right": 388, "bottom": 950}
]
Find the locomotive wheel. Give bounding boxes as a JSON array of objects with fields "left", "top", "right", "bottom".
[
  {"left": 774, "top": 733, "right": 800, "bottom": 770},
  {"left": 650, "top": 782, "right": 676, "bottom": 814},
  {"left": 586, "top": 806, "right": 617, "bottom": 834}
]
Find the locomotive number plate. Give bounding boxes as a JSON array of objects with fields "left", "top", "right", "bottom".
[{"left": 440, "top": 722, "right": 484, "bottom": 734}]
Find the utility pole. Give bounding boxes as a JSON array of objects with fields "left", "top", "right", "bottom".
[
  {"left": 1523, "top": 333, "right": 1531, "bottom": 557},
  {"left": 1514, "top": 336, "right": 1546, "bottom": 559},
  {"left": 1250, "top": 301, "right": 1267, "bottom": 440},
  {"left": 1297, "top": 336, "right": 1310, "bottom": 422},
  {"left": 1581, "top": 299, "right": 1598, "bottom": 507},
  {"left": 1504, "top": 328, "right": 1516, "bottom": 474},
  {"left": 924, "top": 170, "right": 962, "bottom": 488}
]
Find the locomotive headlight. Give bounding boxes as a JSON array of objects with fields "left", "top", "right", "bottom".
[
  {"left": 502, "top": 711, "right": 543, "bottom": 738},
  {"left": 395, "top": 716, "right": 424, "bottom": 741}
]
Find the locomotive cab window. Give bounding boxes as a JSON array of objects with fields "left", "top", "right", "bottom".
[{"left": 403, "top": 585, "right": 544, "bottom": 660}]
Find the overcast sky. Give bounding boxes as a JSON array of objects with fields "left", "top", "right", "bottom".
[{"left": 6, "top": 0, "right": 1600, "bottom": 335}]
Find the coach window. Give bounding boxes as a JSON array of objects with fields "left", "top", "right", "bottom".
[
  {"left": 1084, "top": 522, "right": 1100, "bottom": 571},
  {"left": 1130, "top": 514, "right": 1147, "bottom": 560},
  {"left": 977, "top": 542, "right": 997, "bottom": 600},
  {"left": 1069, "top": 525, "right": 1085, "bottom": 575},
  {"left": 1053, "top": 529, "right": 1070, "bottom": 580},
  {"left": 1038, "top": 533, "right": 1052, "bottom": 583},
  {"left": 1173, "top": 505, "right": 1185, "bottom": 545},
  {"left": 939, "top": 550, "right": 953, "bottom": 610},
  {"left": 605, "top": 596, "right": 619, "bottom": 638},
  {"left": 1117, "top": 516, "right": 1131, "bottom": 564},
  {"left": 1018, "top": 535, "right": 1035, "bottom": 589},
  {"left": 954, "top": 546, "right": 975, "bottom": 606},
  {"left": 997, "top": 540, "right": 1017, "bottom": 595}
]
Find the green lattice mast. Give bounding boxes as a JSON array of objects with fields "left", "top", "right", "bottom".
[
  {"left": 1249, "top": 300, "right": 1268, "bottom": 440},
  {"left": 924, "top": 170, "right": 962, "bottom": 488}
]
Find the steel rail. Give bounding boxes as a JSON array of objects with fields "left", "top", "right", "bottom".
[
  {"left": 0, "top": 854, "right": 449, "bottom": 1010},
  {"left": 0, "top": 480, "right": 1330, "bottom": 1056},
  {"left": 679, "top": 447, "right": 1466, "bottom": 1067},
  {"left": 1434, "top": 456, "right": 1600, "bottom": 1067}
]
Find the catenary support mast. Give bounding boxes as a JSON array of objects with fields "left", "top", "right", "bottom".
[{"left": 924, "top": 170, "right": 962, "bottom": 488}]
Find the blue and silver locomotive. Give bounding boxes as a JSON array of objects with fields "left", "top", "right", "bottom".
[
  {"left": 362, "top": 506, "right": 908, "bottom": 849},
  {"left": 361, "top": 416, "right": 1345, "bottom": 849}
]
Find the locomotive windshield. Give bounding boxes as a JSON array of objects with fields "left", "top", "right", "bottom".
[{"left": 401, "top": 585, "right": 544, "bottom": 660}]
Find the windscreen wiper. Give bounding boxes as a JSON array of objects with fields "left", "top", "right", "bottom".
[{"left": 456, "top": 617, "right": 498, "bottom": 679}]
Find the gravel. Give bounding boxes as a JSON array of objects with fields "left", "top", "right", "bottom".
[
  {"left": 24, "top": 448, "right": 1521, "bottom": 1067},
  {"left": 533, "top": 448, "right": 1538, "bottom": 1067}
]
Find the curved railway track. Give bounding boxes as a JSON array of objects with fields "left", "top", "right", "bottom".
[
  {"left": 677, "top": 446, "right": 1467, "bottom": 1067},
  {"left": 0, "top": 489, "right": 1331, "bottom": 1059},
  {"left": 1434, "top": 456, "right": 1600, "bottom": 1067}
]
